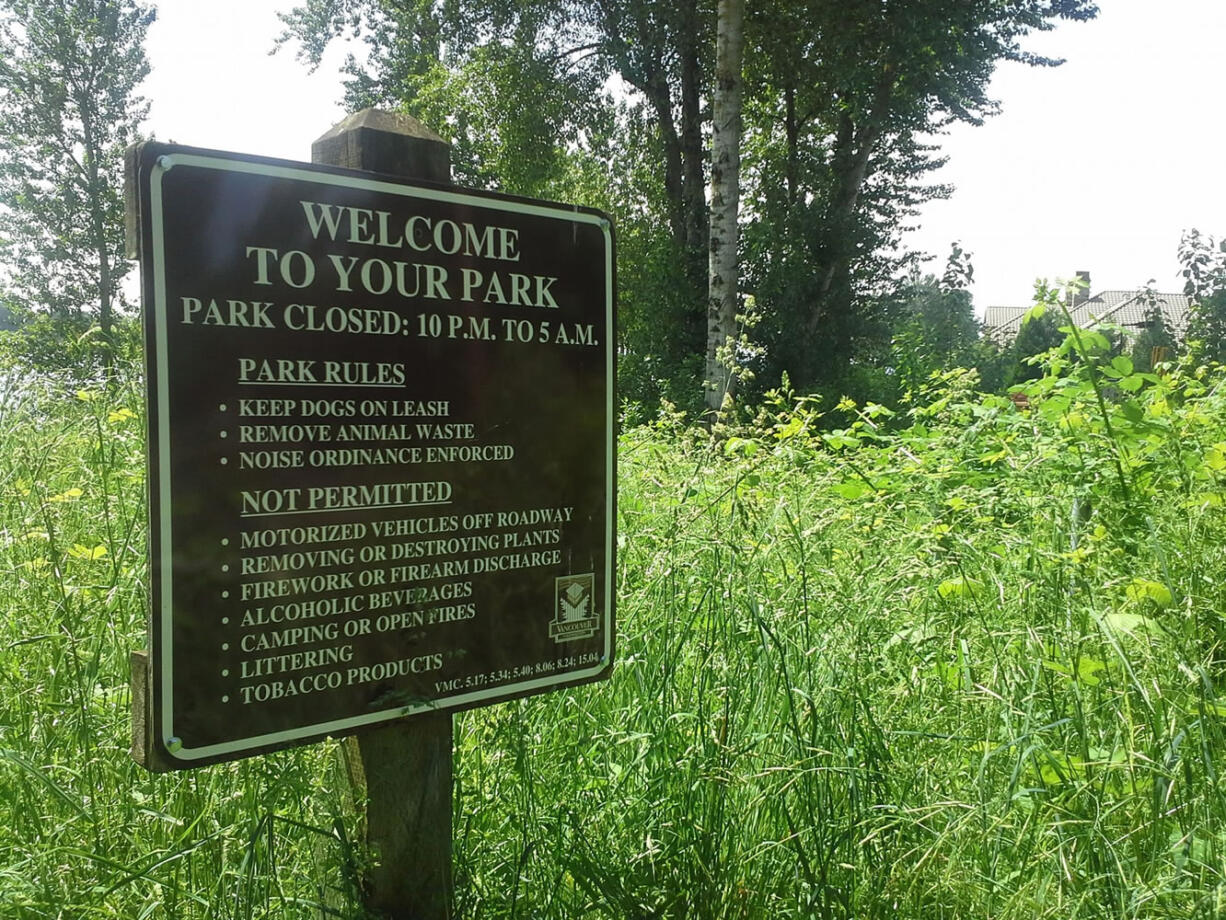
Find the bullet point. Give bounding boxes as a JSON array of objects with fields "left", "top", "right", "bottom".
[
  {"left": 219, "top": 430, "right": 228, "bottom": 439},
  {"left": 221, "top": 668, "right": 229, "bottom": 677},
  {"left": 222, "top": 695, "right": 230, "bottom": 703},
  {"left": 221, "top": 643, "right": 229, "bottom": 651},
  {"left": 221, "top": 590, "right": 229, "bottom": 599},
  {"left": 221, "top": 538, "right": 229, "bottom": 546},
  {"left": 219, "top": 404, "right": 227, "bottom": 411},
  {"left": 221, "top": 617, "right": 229, "bottom": 625},
  {"left": 221, "top": 564, "right": 229, "bottom": 572},
  {"left": 220, "top": 457, "right": 228, "bottom": 465}
]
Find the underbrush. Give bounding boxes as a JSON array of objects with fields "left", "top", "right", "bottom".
[{"left": 1, "top": 336, "right": 1224, "bottom": 918}]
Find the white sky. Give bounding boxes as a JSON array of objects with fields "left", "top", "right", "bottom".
[
  {"left": 906, "top": 0, "right": 1226, "bottom": 308},
  {"left": 141, "top": 0, "right": 348, "bottom": 159},
  {"left": 142, "top": 0, "right": 1226, "bottom": 313}
]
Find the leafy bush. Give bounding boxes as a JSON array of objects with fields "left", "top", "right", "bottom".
[
  {"left": 0, "top": 311, "right": 143, "bottom": 380},
  {"left": 1180, "top": 229, "right": 1226, "bottom": 363}
]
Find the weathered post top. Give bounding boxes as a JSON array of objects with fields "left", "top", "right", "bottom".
[{"left": 311, "top": 108, "right": 451, "bottom": 183}]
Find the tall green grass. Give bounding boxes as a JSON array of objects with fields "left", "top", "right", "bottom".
[
  {"left": 0, "top": 369, "right": 360, "bottom": 918},
  {"left": 1, "top": 336, "right": 1225, "bottom": 918}
]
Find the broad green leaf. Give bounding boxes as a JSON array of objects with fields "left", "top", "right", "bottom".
[
  {"left": 1076, "top": 656, "right": 1107, "bottom": 684},
  {"left": 1022, "top": 302, "right": 1047, "bottom": 324},
  {"left": 1187, "top": 492, "right": 1224, "bottom": 509},
  {"left": 1126, "top": 578, "right": 1173, "bottom": 608},
  {"left": 1147, "top": 396, "right": 1171, "bottom": 417},
  {"left": 823, "top": 430, "right": 860, "bottom": 450},
  {"left": 1083, "top": 330, "right": 1112, "bottom": 352},
  {"left": 723, "top": 437, "right": 758, "bottom": 459},
  {"left": 937, "top": 577, "right": 983, "bottom": 600},
  {"left": 1042, "top": 656, "right": 1106, "bottom": 685},
  {"left": 832, "top": 480, "right": 871, "bottom": 500},
  {"left": 1102, "top": 611, "right": 1156, "bottom": 634},
  {"left": 886, "top": 626, "right": 935, "bottom": 649},
  {"left": 1033, "top": 750, "right": 1083, "bottom": 785},
  {"left": 775, "top": 416, "right": 805, "bottom": 441},
  {"left": 67, "top": 543, "right": 108, "bottom": 561}
]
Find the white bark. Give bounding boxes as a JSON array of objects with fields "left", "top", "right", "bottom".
[{"left": 705, "top": 0, "right": 745, "bottom": 419}]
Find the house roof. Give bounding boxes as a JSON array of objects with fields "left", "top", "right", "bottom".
[
  {"left": 983, "top": 304, "right": 1027, "bottom": 341},
  {"left": 985, "top": 289, "right": 1192, "bottom": 343}
]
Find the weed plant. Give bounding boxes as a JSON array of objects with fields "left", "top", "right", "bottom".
[{"left": 1, "top": 320, "right": 1225, "bottom": 918}]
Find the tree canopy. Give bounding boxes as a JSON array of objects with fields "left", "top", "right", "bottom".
[
  {"left": 0, "top": 0, "right": 153, "bottom": 362},
  {"left": 280, "top": 0, "right": 1099, "bottom": 412}
]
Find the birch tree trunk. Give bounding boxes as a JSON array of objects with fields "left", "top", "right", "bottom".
[{"left": 704, "top": 0, "right": 745, "bottom": 419}]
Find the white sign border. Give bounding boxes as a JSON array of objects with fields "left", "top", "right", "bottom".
[{"left": 148, "top": 151, "right": 615, "bottom": 762}]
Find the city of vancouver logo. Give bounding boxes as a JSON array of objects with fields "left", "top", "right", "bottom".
[{"left": 550, "top": 573, "right": 599, "bottom": 643}]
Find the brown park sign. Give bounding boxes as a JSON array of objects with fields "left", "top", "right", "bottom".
[{"left": 128, "top": 143, "right": 615, "bottom": 768}]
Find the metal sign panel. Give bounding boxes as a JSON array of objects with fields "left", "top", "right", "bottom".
[{"left": 130, "top": 143, "right": 615, "bottom": 767}]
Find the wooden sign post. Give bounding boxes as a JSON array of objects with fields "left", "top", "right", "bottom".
[
  {"left": 126, "top": 109, "right": 615, "bottom": 920},
  {"left": 312, "top": 109, "right": 455, "bottom": 920}
]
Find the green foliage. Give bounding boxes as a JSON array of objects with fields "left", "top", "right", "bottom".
[
  {"left": 1179, "top": 228, "right": 1226, "bottom": 362},
  {"left": 0, "top": 308, "right": 99, "bottom": 375},
  {"left": 1128, "top": 289, "right": 1180, "bottom": 374},
  {"left": 0, "top": 311, "right": 145, "bottom": 380},
  {"left": 280, "top": 0, "right": 1100, "bottom": 410},
  {"left": 1008, "top": 296, "right": 1066, "bottom": 383},
  {"left": 739, "top": 0, "right": 1099, "bottom": 395},
  {"left": 888, "top": 245, "right": 982, "bottom": 401},
  {"left": 981, "top": 281, "right": 1106, "bottom": 392},
  {"left": 0, "top": 0, "right": 152, "bottom": 367},
  {"left": 3, "top": 324, "right": 1226, "bottom": 917},
  {"left": 0, "top": 371, "right": 363, "bottom": 918},
  {"left": 278, "top": 0, "right": 713, "bottom": 413},
  {"left": 279, "top": 1, "right": 611, "bottom": 201}
]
